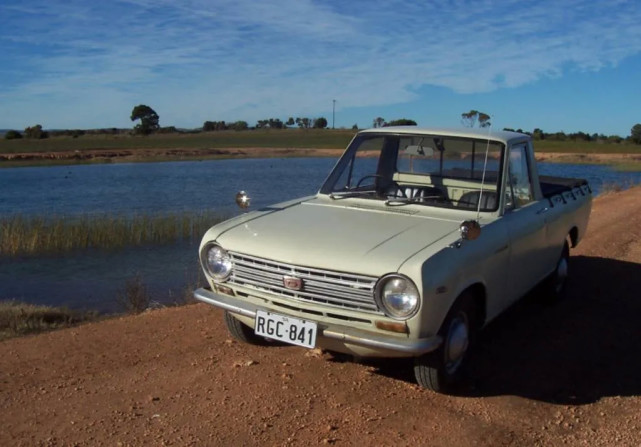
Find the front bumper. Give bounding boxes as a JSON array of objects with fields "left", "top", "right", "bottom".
[{"left": 194, "top": 287, "right": 442, "bottom": 357}]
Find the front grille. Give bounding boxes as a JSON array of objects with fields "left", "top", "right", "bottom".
[{"left": 228, "top": 252, "right": 382, "bottom": 315}]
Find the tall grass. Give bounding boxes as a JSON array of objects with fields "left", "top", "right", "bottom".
[
  {"left": 0, "top": 300, "right": 99, "bottom": 341},
  {"left": 0, "top": 211, "right": 227, "bottom": 257}
]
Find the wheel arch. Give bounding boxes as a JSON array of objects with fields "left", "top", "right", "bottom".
[{"left": 454, "top": 282, "right": 487, "bottom": 329}]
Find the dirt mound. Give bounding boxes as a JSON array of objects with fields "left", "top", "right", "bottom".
[{"left": 2, "top": 187, "right": 641, "bottom": 446}]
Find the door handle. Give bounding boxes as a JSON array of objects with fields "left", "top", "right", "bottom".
[
  {"left": 494, "top": 244, "right": 508, "bottom": 254},
  {"left": 536, "top": 207, "right": 549, "bottom": 215}
]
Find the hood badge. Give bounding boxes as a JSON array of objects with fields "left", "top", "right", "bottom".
[{"left": 283, "top": 275, "right": 303, "bottom": 291}]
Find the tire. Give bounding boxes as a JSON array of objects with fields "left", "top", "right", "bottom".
[
  {"left": 544, "top": 242, "right": 570, "bottom": 302},
  {"left": 414, "top": 293, "right": 479, "bottom": 393},
  {"left": 223, "top": 310, "right": 269, "bottom": 345}
]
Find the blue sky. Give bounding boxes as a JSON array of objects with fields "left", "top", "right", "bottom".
[{"left": 1, "top": 0, "right": 640, "bottom": 136}]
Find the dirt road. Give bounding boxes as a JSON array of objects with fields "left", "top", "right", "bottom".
[{"left": 2, "top": 188, "right": 641, "bottom": 446}]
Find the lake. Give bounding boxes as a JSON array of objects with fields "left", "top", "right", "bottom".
[{"left": 2, "top": 158, "right": 640, "bottom": 313}]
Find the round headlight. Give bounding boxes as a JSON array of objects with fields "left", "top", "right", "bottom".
[
  {"left": 203, "top": 244, "right": 233, "bottom": 280},
  {"left": 375, "top": 275, "right": 420, "bottom": 319}
]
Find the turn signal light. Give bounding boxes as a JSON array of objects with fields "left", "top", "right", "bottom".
[{"left": 375, "top": 320, "right": 408, "bottom": 334}]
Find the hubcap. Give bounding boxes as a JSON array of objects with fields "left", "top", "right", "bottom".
[
  {"left": 445, "top": 314, "right": 469, "bottom": 375},
  {"left": 555, "top": 257, "right": 568, "bottom": 294}
]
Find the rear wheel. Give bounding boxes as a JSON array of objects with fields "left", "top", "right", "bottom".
[
  {"left": 414, "top": 293, "right": 479, "bottom": 393},
  {"left": 223, "top": 310, "right": 268, "bottom": 345}
]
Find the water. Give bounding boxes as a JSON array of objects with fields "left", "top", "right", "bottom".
[
  {"left": 1, "top": 158, "right": 640, "bottom": 313},
  {"left": 0, "top": 245, "right": 200, "bottom": 313},
  {"left": 0, "top": 158, "right": 336, "bottom": 217}
]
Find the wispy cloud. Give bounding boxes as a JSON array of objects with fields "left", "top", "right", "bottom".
[{"left": 1, "top": 0, "right": 640, "bottom": 128}]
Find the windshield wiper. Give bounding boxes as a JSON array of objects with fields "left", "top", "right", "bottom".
[
  {"left": 385, "top": 195, "right": 443, "bottom": 206},
  {"left": 329, "top": 190, "right": 375, "bottom": 200}
]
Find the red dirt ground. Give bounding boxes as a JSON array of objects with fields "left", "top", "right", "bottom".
[{"left": 1, "top": 187, "right": 641, "bottom": 446}]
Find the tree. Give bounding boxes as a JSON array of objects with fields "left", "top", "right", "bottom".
[
  {"left": 385, "top": 118, "right": 417, "bottom": 126},
  {"left": 130, "top": 104, "right": 159, "bottom": 135},
  {"left": 373, "top": 117, "right": 386, "bottom": 128},
  {"left": 24, "top": 124, "right": 48, "bottom": 139},
  {"left": 268, "top": 118, "right": 284, "bottom": 129},
  {"left": 631, "top": 124, "right": 641, "bottom": 144},
  {"left": 460, "top": 110, "right": 491, "bottom": 128},
  {"left": 313, "top": 117, "right": 328, "bottom": 129},
  {"left": 4, "top": 130, "right": 22, "bottom": 140},
  {"left": 256, "top": 118, "right": 284, "bottom": 129},
  {"left": 229, "top": 121, "right": 248, "bottom": 131},
  {"left": 352, "top": 124, "right": 359, "bottom": 130},
  {"left": 295, "top": 117, "right": 311, "bottom": 129},
  {"left": 203, "top": 121, "right": 227, "bottom": 131},
  {"left": 532, "top": 128, "right": 545, "bottom": 140},
  {"left": 286, "top": 117, "right": 295, "bottom": 127}
]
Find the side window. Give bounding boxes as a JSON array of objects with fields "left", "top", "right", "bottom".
[{"left": 507, "top": 144, "right": 534, "bottom": 207}]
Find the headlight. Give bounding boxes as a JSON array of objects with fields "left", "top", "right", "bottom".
[
  {"left": 202, "top": 243, "right": 233, "bottom": 281},
  {"left": 375, "top": 274, "right": 420, "bottom": 319}
]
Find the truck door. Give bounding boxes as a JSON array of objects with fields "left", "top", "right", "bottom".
[{"left": 503, "top": 143, "right": 550, "bottom": 301}]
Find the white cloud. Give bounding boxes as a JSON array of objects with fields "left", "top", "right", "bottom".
[{"left": 1, "top": 0, "right": 640, "bottom": 128}]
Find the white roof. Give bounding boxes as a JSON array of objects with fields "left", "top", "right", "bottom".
[{"left": 360, "top": 126, "right": 530, "bottom": 145}]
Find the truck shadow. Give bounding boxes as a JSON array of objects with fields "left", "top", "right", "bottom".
[{"left": 365, "top": 255, "right": 641, "bottom": 404}]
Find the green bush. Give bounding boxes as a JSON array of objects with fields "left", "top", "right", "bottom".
[{"left": 4, "top": 130, "right": 22, "bottom": 140}]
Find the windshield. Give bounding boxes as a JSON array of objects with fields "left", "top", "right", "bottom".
[{"left": 320, "top": 132, "right": 505, "bottom": 212}]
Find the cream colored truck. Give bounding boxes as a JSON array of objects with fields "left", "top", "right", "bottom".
[{"left": 194, "top": 127, "right": 592, "bottom": 393}]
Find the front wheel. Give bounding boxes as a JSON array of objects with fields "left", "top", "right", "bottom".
[
  {"left": 414, "top": 294, "right": 478, "bottom": 393},
  {"left": 223, "top": 310, "right": 269, "bottom": 345}
]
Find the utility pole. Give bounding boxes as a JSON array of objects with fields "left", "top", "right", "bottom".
[{"left": 332, "top": 99, "right": 336, "bottom": 129}]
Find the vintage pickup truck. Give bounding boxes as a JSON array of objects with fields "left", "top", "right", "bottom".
[{"left": 194, "top": 127, "right": 592, "bottom": 393}]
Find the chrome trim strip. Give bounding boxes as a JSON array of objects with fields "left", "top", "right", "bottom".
[
  {"left": 230, "top": 252, "right": 377, "bottom": 281},
  {"left": 194, "top": 288, "right": 442, "bottom": 355}
]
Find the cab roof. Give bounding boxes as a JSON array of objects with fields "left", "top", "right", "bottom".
[{"left": 359, "top": 126, "right": 530, "bottom": 145}]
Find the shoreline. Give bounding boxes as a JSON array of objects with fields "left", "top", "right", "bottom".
[{"left": 1, "top": 147, "right": 641, "bottom": 169}]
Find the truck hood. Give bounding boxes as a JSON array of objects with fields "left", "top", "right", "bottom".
[{"left": 212, "top": 198, "right": 460, "bottom": 276}]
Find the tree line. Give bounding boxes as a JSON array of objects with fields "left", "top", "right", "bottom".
[{"left": 4, "top": 104, "right": 641, "bottom": 144}]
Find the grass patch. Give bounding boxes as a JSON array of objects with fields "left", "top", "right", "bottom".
[
  {"left": 0, "top": 211, "right": 228, "bottom": 257},
  {"left": 611, "top": 161, "right": 641, "bottom": 172},
  {"left": 116, "top": 273, "right": 151, "bottom": 314},
  {"left": 531, "top": 140, "right": 641, "bottom": 154},
  {"left": 0, "top": 300, "right": 99, "bottom": 341}
]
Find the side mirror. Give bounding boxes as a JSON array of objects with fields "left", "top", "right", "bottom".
[
  {"left": 235, "top": 191, "right": 251, "bottom": 210},
  {"left": 460, "top": 220, "right": 481, "bottom": 241}
]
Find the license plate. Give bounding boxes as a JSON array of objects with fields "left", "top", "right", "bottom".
[{"left": 255, "top": 310, "right": 317, "bottom": 349}]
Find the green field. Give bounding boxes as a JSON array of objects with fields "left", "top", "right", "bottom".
[
  {"left": 2, "top": 129, "right": 641, "bottom": 172},
  {"left": 0, "top": 129, "right": 357, "bottom": 154},
  {"left": 531, "top": 140, "right": 641, "bottom": 154},
  {"left": 2, "top": 129, "right": 641, "bottom": 154}
]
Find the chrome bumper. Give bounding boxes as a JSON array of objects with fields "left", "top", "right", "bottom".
[{"left": 194, "top": 287, "right": 442, "bottom": 356}]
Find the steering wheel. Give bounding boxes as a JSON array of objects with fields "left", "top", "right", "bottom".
[{"left": 355, "top": 174, "right": 405, "bottom": 198}]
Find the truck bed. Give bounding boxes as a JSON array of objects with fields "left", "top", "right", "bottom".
[{"left": 540, "top": 175, "right": 589, "bottom": 199}]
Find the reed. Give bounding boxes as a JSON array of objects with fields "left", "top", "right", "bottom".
[
  {"left": 0, "top": 300, "right": 99, "bottom": 340},
  {"left": 0, "top": 211, "right": 228, "bottom": 257}
]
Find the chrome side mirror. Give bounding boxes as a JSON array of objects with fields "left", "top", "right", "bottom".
[
  {"left": 460, "top": 220, "right": 481, "bottom": 241},
  {"left": 235, "top": 191, "right": 251, "bottom": 210}
]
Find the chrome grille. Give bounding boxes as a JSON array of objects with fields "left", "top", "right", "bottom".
[{"left": 228, "top": 252, "right": 382, "bottom": 315}]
